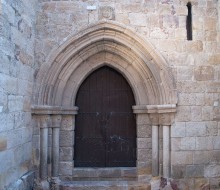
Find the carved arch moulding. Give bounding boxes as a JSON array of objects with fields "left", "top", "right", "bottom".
[
  {"left": 31, "top": 21, "right": 177, "bottom": 183},
  {"left": 33, "top": 20, "right": 177, "bottom": 107}
]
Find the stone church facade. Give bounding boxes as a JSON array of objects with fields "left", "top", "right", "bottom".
[{"left": 0, "top": 0, "right": 220, "bottom": 189}]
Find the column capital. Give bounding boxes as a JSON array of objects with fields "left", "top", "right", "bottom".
[
  {"left": 37, "top": 115, "right": 51, "bottom": 128},
  {"left": 159, "top": 112, "right": 175, "bottom": 126},
  {"left": 133, "top": 104, "right": 176, "bottom": 126},
  {"left": 149, "top": 112, "right": 175, "bottom": 126},
  {"left": 51, "top": 115, "right": 62, "bottom": 128}
]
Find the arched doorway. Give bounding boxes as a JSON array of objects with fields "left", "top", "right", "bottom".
[{"left": 74, "top": 66, "right": 136, "bottom": 167}]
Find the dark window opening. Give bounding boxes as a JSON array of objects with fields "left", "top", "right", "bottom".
[{"left": 186, "top": 2, "right": 192, "bottom": 40}]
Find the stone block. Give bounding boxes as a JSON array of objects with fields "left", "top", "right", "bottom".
[
  {"left": 185, "top": 122, "right": 206, "bottom": 137},
  {"left": 60, "top": 131, "right": 74, "bottom": 147},
  {"left": 136, "top": 114, "right": 150, "bottom": 125},
  {"left": 186, "top": 165, "right": 204, "bottom": 177},
  {"left": 171, "top": 138, "right": 181, "bottom": 151},
  {"left": 137, "top": 149, "right": 151, "bottom": 162},
  {"left": 177, "top": 66, "right": 193, "bottom": 81},
  {"left": 162, "top": 15, "right": 179, "bottom": 28},
  {"left": 0, "top": 149, "right": 14, "bottom": 173},
  {"left": 213, "top": 137, "right": 220, "bottom": 150},
  {"left": 171, "top": 122, "right": 186, "bottom": 137},
  {"left": 176, "top": 6, "right": 188, "bottom": 16},
  {"left": 171, "top": 165, "right": 186, "bottom": 179},
  {"left": 194, "top": 66, "right": 214, "bottom": 81},
  {"left": 137, "top": 125, "right": 151, "bottom": 138},
  {"left": 137, "top": 138, "right": 151, "bottom": 149},
  {"left": 61, "top": 115, "right": 74, "bottom": 131},
  {"left": 8, "top": 95, "right": 25, "bottom": 112},
  {"left": 202, "top": 106, "right": 213, "bottom": 121},
  {"left": 17, "top": 80, "right": 32, "bottom": 96},
  {"left": 191, "top": 106, "right": 202, "bottom": 121},
  {"left": 177, "top": 81, "right": 206, "bottom": 93},
  {"left": 128, "top": 13, "right": 147, "bottom": 26},
  {"left": 204, "top": 17, "right": 217, "bottom": 31},
  {"left": 196, "top": 137, "right": 213, "bottom": 150},
  {"left": 175, "top": 28, "right": 186, "bottom": 39},
  {"left": 158, "top": 4, "right": 172, "bottom": 15},
  {"left": 181, "top": 137, "right": 196, "bottom": 150},
  {"left": 206, "top": 121, "right": 218, "bottom": 136},
  {"left": 59, "top": 162, "right": 73, "bottom": 176},
  {"left": 60, "top": 147, "right": 73, "bottom": 161},
  {"left": 204, "top": 165, "right": 220, "bottom": 178},
  {"left": 185, "top": 41, "right": 203, "bottom": 53},
  {"left": 208, "top": 54, "right": 220, "bottom": 65},
  {"left": 171, "top": 151, "right": 193, "bottom": 165},
  {"left": 157, "top": 40, "right": 177, "bottom": 52},
  {"left": 0, "top": 73, "right": 17, "bottom": 94},
  {"left": 194, "top": 151, "right": 211, "bottom": 164},
  {"left": 210, "top": 151, "right": 220, "bottom": 163},
  {"left": 0, "top": 113, "right": 14, "bottom": 132},
  {"left": 176, "top": 106, "right": 191, "bottom": 122},
  {"left": 206, "top": 82, "right": 220, "bottom": 93}
]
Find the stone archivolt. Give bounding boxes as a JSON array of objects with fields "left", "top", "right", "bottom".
[{"left": 33, "top": 20, "right": 177, "bottom": 107}]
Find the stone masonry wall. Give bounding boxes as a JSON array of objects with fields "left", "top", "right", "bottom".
[
  {"left": 35, "top": 0, "right": 220, "bottom": 189},
  {"left": 0, "top": 0, "right": 38, "bottom": 189}
]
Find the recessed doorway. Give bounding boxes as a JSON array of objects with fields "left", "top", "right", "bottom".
[{"left": 74, "top": 66, "right": 136, "bottom": 167}]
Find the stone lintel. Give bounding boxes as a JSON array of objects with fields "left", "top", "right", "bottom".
[
  {"left": 31, "top": 105, "right": 79, "bottom": 115},
  {"left": 133, "top": 104, "right": 176, "bottom": 126}
]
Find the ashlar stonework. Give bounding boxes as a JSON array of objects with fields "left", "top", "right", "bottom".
[{"left": 0, "top": 0, "right": 220, "bottom": 190}]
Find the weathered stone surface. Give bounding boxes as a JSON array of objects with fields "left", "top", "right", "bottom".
[
  {"left": 171, "top": 151, "right": 193, "bottom": 165},
  {"left": 185, "top": 122, "right": 207, "bottom": 137},
  {"left": 186, "top": 165, "right": 204, "bottom": 177},
  {"left": 0, "top": 0, "right": 220, "bottom": 189},
  {"left": 194, "top": 66, "right": 214, "bottom": 81},
  {"left": 205, "top": 165, "right": 220, "bottom": 177},
  {"left": 171, "top": 165, "right": 186, "bottom": 179}
]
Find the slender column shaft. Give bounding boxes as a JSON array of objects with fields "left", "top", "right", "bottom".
[
  {"left": 52, "top": 127, "right": 60, "bottom": 177},
  {"left": 40, "top": 127, "right": 49, "bottom": 179},
  {"left": 163, "top": 125, "right": 170, "bottom": 178},
  {"left": 152, "top": 125, "right": 159, "bottom": 176}
]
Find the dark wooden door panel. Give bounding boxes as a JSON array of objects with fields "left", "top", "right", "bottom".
[{"left": 75, "top": 66, "right": 136, "bottom": 167}]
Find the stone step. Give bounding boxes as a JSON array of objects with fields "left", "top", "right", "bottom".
[
  {"left": 59, "top": 180, "right": 151, "bottom": 190},
  {"left": 72, "top": 167, "right": 137, "bottom": 181}
]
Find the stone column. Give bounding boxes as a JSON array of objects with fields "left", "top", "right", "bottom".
[
  {"left": 163, "top": 125, "right": 170, "bottom": 178},
  {"left": 39, "top": 115, "right": 50, "bottom": 180},
  {"left": 51, "top": 115, "right": 62, "bottom": 177},
  {"left": 152, "top": 125, "right": 159, "bottom": 176}
]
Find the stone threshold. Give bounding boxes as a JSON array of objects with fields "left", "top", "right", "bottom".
[
  {"left": 72, "top": 167, "right": 137, "bottom": 181},
  {"left": 59, "top": 180, "right": 151, "bottom": 190}
]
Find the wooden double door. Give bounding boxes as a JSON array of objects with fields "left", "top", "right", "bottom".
[{"left": 74, "top": 66, "right": 136, "bottom": 167}]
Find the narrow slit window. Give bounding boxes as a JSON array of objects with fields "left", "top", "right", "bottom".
[{"left": 186, "top": 2, "right": 192, "bottom": 40}]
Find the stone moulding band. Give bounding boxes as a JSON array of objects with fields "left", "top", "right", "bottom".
[
  {"left": 132, "top": 104, "right": 177, "bottom": 114},
  {"left": 31, "top": 105, "right": 78, "bottom": 115}
]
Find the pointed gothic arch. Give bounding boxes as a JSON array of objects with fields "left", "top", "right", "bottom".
[
  {"left": 33, "top": 20, "right": 177, "bottom": 107},
  {"left": 32, "top": 21, "right": 177, "bottom": 183}
]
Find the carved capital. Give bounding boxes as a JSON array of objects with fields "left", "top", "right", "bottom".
[
  {"left": 37, "top": 115, "right": 51, "bottom": 128},
  {"left": 51, "top": 115, "right": 62, "bottom": 128},
  {"left": 159, "top": 113, "right": 175, "bottom": 126},
  {"left": 149, "top": 113, "right": 159, "bottom": 126}
]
